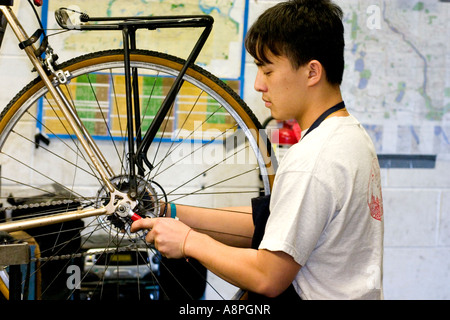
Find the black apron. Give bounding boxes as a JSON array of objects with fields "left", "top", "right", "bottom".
[{"left": 247, "top": 102, "right": 345, "bottom": 301}]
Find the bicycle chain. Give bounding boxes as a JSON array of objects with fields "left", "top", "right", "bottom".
[
  {"left": 32, "top": 245, "right": 140, "bottom": 263},
  {"left": 0, "top": 198, "right": 84, "bottom": 213},
  {"left": 0, "top": 198, "right": 131, "bottom": 263}
]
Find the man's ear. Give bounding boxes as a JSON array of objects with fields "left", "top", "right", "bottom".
[{"left": 307, "top": 60, "right": 323, "bottom": 86}]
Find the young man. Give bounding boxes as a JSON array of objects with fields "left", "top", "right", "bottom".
[{"left": 131, "top": 0, "right": 384, "bottom": 300}]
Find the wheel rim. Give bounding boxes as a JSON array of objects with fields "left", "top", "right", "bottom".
[{"left": 0, "top": 51, "right": 275, "bottom": 300}]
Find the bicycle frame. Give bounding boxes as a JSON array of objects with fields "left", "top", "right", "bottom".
[{"left": 0, "top": 1, "right": 213, "bottom": 232}]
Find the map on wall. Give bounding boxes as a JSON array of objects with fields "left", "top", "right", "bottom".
[
  {"left": 45, "top": 0, "right": 246, "bottom": 79},
  {"left": 337, "top": 0, "right": 449, "bottom": 156}
]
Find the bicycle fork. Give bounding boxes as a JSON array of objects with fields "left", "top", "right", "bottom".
[{"left": 0, "top": 6, "right": 133, "bottom": 225}]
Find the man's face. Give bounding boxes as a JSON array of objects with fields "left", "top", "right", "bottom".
[{"left": 253, "top": 52, "right": 307, "bottom": 121}]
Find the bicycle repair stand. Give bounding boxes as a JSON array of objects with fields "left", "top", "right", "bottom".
[{"left": 0, "top": 242, "right": 30, "bottom": 300}]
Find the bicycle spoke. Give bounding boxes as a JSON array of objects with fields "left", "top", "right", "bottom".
[
  {"left": 149, "top": 88, "right": 204, "bottom": 177},
  {"left": 9, "top": 129, "right": 97, "bottom": 180},
  {"left": 170, "top": 167, "right": 259, "bottom": 204},
  {"left": 41, "top": 97, "right": 106, "bottom": 184},
  {"left": 70, "top": 75, "right": 127, "bottom": 175}
]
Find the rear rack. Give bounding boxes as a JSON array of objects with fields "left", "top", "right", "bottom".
[{"left": 55, "top": 8, "right": 214, "bottom": 31}]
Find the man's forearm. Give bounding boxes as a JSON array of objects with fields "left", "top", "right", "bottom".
[
  {"left": 183, "top": 230, "right": 300, "bottom": 297},
  {"left": 174, "top": 204, "right": 254, "bottom": 248}
]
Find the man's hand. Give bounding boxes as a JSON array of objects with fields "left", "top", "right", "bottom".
[{"left": 131, "top": 217, "right": 192, "bottom": 259}]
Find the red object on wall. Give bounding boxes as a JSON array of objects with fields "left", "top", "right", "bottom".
[{"left": 273, "top": 120, "right": 301, "bottom": 145}]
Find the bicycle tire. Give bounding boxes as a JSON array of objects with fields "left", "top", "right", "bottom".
[{"left": 0, "top": 49, "right": 276, "bottom": 300}]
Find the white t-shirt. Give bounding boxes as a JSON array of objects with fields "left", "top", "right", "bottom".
[{"left": 259, "top": 115, "right": 384, "bottom": 300}]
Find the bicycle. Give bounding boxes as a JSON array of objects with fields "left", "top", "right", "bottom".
[{"left": 0, "top": 0, "right": 276, "bottom": 300}]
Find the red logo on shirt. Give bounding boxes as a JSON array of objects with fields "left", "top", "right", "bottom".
[{"left": 367, "top": 159, "right": 383, "bottom": 221}]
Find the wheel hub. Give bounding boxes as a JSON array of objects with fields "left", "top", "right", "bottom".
[{"left": 96, "top": 175, "right": 164, "bottom": 235}]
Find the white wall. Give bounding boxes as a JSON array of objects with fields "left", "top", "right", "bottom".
[{"left": 1, "top": 0, "right": 449, "bottom": 300}]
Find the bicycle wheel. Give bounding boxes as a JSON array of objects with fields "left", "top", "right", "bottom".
[{"left": 0, "top": 49, "right": 276, "bottom": 300}]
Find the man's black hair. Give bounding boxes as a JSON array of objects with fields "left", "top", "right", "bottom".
[{"left": 245, "top": 0, "right": 345, "bottom": 85}]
